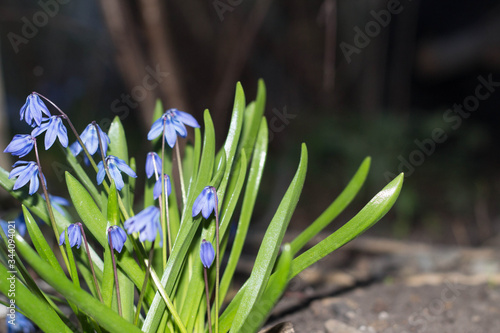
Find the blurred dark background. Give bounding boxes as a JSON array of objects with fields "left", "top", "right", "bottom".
[{"left": 1, "top": 0, "right": 500, "bottom": 246}]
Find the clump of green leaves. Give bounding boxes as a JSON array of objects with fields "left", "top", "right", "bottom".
[{"left": 0, "top": 81, "right": 403, "bottom": 333}]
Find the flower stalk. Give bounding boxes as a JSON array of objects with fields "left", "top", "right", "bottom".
[{"left": 33, "top": 139, "right": 71, "bottom": 271}]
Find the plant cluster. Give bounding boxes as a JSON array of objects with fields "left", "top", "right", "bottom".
[{"left": 0, "top": 81, "right": 403, "bottom": 333}]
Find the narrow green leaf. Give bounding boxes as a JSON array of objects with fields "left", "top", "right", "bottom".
[
  {"left": 119, "top": 270, "right": 135, "bottom": 323},
  {"left": 219, "top": 118, "right": 268, "bottom": 305},
  {"left": 290, "top": 173, "right": 404, "bottom": 278},
  {"left": 62, "top": 146, "right": 103, "bottom": 209},
  {"left": 22, "top": 206, "right": 64, "bottom": 274},
  {"left": 243, "top": 243, "right": 292, "bottom": 332},
  {"left": 102, "top": 248, "right": 114, "bottom": 308},
  {"left": 108, "top": 116, "right": 129, "bottom": 162},
  {"left": 107, "top": 182, "right": 120, "bottom": 225},
  {"left": 290, "top": 156, "right": 371, "bottom": 256},
  {"left": 220, "top": 173, "right": 404, "bottom": 331},
  {"left": 218, "top": 82, "right": 245, "bottom": 196},
  {"left": 239, "top": 79, "right": 266, "bottom": 159},
  {"left": 230, "top": 144, "right": 308, "bottom": 333},
  {"left": 13, "top": 235, "right": 143, "bottom": 333},
  {"left": 65, "top": 230, "right": 80, "bottom": 288},
  {"left": 0, "top": 265, "right": 73, "bottom": 333}
]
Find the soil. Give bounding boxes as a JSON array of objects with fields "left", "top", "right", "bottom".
[{"left": 261, "top": 236, "right": 500, "bottom": 333}]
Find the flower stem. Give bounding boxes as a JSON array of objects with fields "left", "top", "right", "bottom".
[
  {"left": 175, "top": 142, "right": 186, "bottom": 205},
  {"left": 134, "top": 240, "right": 155, "bottom": 326},
  {"left": 203, "top": 267, "right": 213, "bottom": 333},
  {"left": 214, "top": 193, "right": 220, "bottom": 333},
  {"left": 161, "top": 120, "right": 168, "bottom": 270},
  {"left": 108, "top": 233, "right": 122, "bottom": 317},
  {"left": 78, "top": 224, "right": 103, "bottom": 302},
  {"left": 33, "top": 140, "right": 71, "bottom": 272}
]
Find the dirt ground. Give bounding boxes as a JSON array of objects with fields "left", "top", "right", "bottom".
[{"left": 261, "top": 236, "right": 500, "bottom": 333}]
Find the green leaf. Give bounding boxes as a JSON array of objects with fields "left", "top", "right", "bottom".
[
  {"left": 239, "top": 79, "right": 266, "bottom": 159},
  {"left": 107, "top": 182, "right": 120, "bottom": 225},
  {"left": 220, "top": 173, "right": 403, "bottom": 331},
  {"left": 243, "top": 243, "right": 293, "bottom": 332},
  {"left": 0, "top": 264, "right": 73, "bottom": 333},
  {"left": 289, "top": 156, "right": 371, "bottom": 256},
  {"left": 22, "top": 206, "right": 64, "bottom": 274},
  {"left": 65, "top": 229, "right": 80, "bottom": 288},
  {"left": 108, "top": 116, "right": 129, "bottom": 162},
  {"left": 63, "top": 146, "right": 103, "bottom": 208},
  {"left": 13, "top": 234, "right": 143, "bottom": 333},
  {"left": 290, "top": 173, "right": 404, "bottom": 278},
  {"left": 230, "top": 144, "right": 308, "bottom": 333},
  {"left": 219, "top": 118, "right": 268, "bottom": 304},
  {"left": 218, "top": 82, "right": 245, "bottom": 196}
]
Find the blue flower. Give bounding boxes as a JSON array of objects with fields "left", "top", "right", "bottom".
[
  {"left": 147, "top": 109, "right": 200, "bottom": 148},
  {"left": 8, "top": 161, "right": 42, "bottom": 195},
  {"left": 97, "top": 155, "right": 137, "bottom": 191},
  {"left": 4, "top": 134, "right": 35, "bottom": 158},
  {"left": 124, "top": 206, "right": 161, "bottom": 243},
  {"left": 107, "top": 225, "right": 127, "bottom": 253},
  {"left": 145, "top": 152, "right": 162, "bottom": 179},
  {"left": 69, "top": 123, "right": 110, "bottom": 156},
  {"left": 192, "top": 186, "right": 218, "bottom": 219},
  {"left": 6, "top": 309, "right": 36, "bottom": 333},
  {"left": 31, "top": 116, "right": 68, "bottom": 150},
  {"left": 200, "top": 239, "right": 215, "bottom": 269},
  {"left": 153, "top": 174, "right": 171, "bottom": 199},
  {"left": 20, "top": 93, "right": 51, "bottom": 127},
  {"left": 59, "top": 223, "right": 82, "bottom": 249}
]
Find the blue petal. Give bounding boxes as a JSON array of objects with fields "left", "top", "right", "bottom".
[
  {"left": 200, "top": 240, "right": 215, "bottom": 268},
  {"left": 13, "top": 164, "right": 37, "bottom": 191},
  {"left": 70, "top": 141, "right": 83, "bottom": 156},
  {"left": 153, "top": 177, "right": 162, "bottom": 199},
  {"left": 164, "top": 119, "right": 178, "bottom": 148},
  {"left": 57, "top": 118, "right": 68, "bottom": 148},
  {"left": 192, "top": 189, "right": 208, "bottom": 217},
  {"left": 174, "top": 110, "right": 200, "bottom": 128},
  {"left": 108, "top": 163, "right": 125, "bottom": 190},
  {"left": 59, "top": 230, "right": 66, "bottom": 246},
  {"left": 44, "top": 117, "right": 59, "bottom": 149},
  {"left": 147, "top": 117, "right": 164, "bottom": 141},
  {"left": 31, "top": 121, "right": 49, "bottom": 137},
  {"left": 172, "top": 118, "right": 188, "bottom": 138},
  {"left": 114, "top": 157, "right": 137, "bottom": 178},
  {"left": 28, "top": 172, "right": 40, "bottom": 195},
  {"left": 84, "top": 125, "right": 99, "bottom": 154},
  {"left": 96, "top": 161, "right": 106, "bottom": 185}
]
